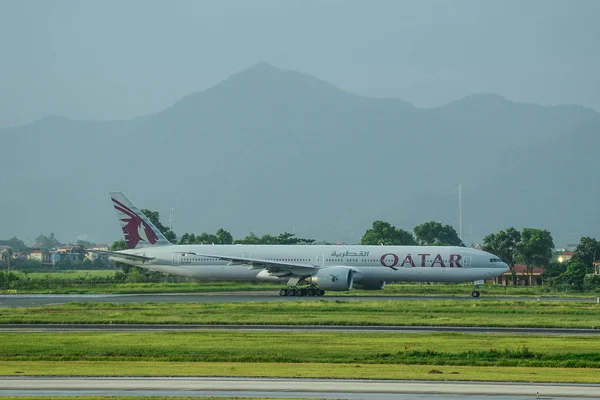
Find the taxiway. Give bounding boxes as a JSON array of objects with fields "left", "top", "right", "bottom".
[{"left": 0, "top": 377, "right": 598, "bottom": 399}]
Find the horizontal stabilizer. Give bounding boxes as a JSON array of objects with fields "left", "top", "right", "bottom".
[{"left": 86, "top": 249, "right": 154, "bottom": 263}]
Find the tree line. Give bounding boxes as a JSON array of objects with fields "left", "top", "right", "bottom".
[
  {"left": 0, "top": 234, "right": 97, "bottom": 253},
  {"left": 483, "top": 228, "right": 599, "bottom": 290}
]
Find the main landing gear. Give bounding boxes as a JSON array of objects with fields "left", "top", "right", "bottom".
[
  {"left": 471, "top": 290, "right": 481, "bottom": 298},
  {"left": 279, "top": 286, "right": 325, "bottom": 297}
]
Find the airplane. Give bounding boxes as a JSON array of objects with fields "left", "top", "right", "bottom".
[{"left": 88, "top": 192, "right": 510, "bottom": 297}]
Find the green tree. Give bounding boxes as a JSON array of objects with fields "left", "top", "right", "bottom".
[
  {"left": 5, "top": 237, "right": 27, "bottom": 252},
  {"left": 111, "top": 239, "right": 128, "bottom": 251},
  {"left": 92, "top": 257, "right": 107, "bottom": 269},
  {"left": 178, "top": 233, "right": 189, "bottom": 244},
  {"left": 234, "top": 232, "right": 261, "bottom": 245},
  {"left": 234, "top": 231, "right": 314, "bottom": 245},
  {"left": 260, "top": 234, "right": 279, "bottom": 244},
  {"left": 140, "top": 209, "right": 177, "bottom": 243},
  {"left": 35, "top": 233, "right": 61, "bottom": 249},
  {"left": 110, "top": 239, "right": 130, "bottom": 274},
  {"left": 274, "top": 232, "right": 315, "bottom": 245},
  {"left": 571, "top": 237, "right": 600, "bottom": 274},
  {"left": 482, "top": 227, "right": 521, "bottom": 284},
  {"left": 216, "top": 228, "right": 234, "bottom": 244},
  {"left": 413, "top": 221, "right": 463, "bottom": 246},
  {"left": 516, "top": 228, "right": 554, "bottom": 286},
  {"left": 194, "top": 233, "right": 218, "bottom": 244},
  {"left": 1, "top": 248, "right": 13, "bottom": 277},
  {"left": 179, "top": 233, "right": 196, "bottom": 244},
  {"left": 543, "top": 261, "right": 566, "bottom": 280},
  {"left": 126, "top": 267, "right": 147, "bottom": 283},
  {"left": 560, "top": 261, "right": 587, "bottom": 291},
  {"left": 361, "top": 221, "right": 416, "bottom": 245}
]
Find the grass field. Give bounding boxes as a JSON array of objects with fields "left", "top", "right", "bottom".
[
  {"left": 2, "top": 361, "right": 599, "bottom": 383},
  {"left": 1, "top": 331, "right": 598, "bottom": 367},
  {"left": 2, "top": 301, "right": 599, "bottom": 384},
  {"left": 22, "top": 270, "right": 117, "bottom": 279},
  {"left": 0, "top": 332, "right": 599, "bottom": 383},
  {"left": 1, "top": 300, "right": 599, "bottom": 328}
]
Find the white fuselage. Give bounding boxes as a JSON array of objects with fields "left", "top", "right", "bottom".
[{"left": 111, "top": 244, "right": 509, "bottom": 284}]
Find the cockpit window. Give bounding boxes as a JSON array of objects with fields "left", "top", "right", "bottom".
[{"left": 490, "top": 258, "right": 502, "bottom": 263}]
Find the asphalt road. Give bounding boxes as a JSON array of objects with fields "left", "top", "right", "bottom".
[
  {"left": 0, "top": 377, "right": 598, "bottom": 399},
  {"left": 1, "top": 292, "right": 598, "bottom": 307}
]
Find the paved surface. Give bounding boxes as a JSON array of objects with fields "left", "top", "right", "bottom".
[
  {"left": 1, "top": 292, "right": 598, "bottom": 307},
  {"left": 0, "top": 323, "right": 599, "bottom": 335},
  {"left": 0, "top": 377, "right": 598, "bottom": 399}
]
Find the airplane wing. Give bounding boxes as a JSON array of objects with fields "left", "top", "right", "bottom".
[
  {"left": 190, "top": 253, "right": 318, "bottom": 276},
  {"left": 86, "top": 249, "right": 155, "bottom": 263}
]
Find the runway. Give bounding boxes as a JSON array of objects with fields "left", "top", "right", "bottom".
[
  {"left": 0, "top": 377, "right": 598, "bottom": 399},
  {"left": 1, "top": 323, "right": 599, "bottom": 335},
  {"left": 1, "top": 292, "right": 598, "bottom": 307}
]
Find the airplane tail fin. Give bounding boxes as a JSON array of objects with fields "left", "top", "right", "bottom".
[{"left": 109, "top": 191, "right": 172, "bottom": 249}]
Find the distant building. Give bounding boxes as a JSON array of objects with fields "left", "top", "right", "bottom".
[
  {"left": 42, "top": 251, "right": 59, "bottom": 265},
  {"left": 28, "top": 249, "right": 44, "bottom": 262},
  {"left": 85, "top": 244, "right": 109, "bottom": 261},
  {"left": 496, "top": 264, "right": 545, "bottom": 286}
]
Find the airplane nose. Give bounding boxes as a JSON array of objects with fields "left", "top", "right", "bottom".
[{"left": 502, "top": 263, "right": 510, "bottom": 273}]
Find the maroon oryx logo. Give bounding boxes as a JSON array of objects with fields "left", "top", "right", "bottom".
[
  {"left": 330, "top": 275, "right": 338, "bottom": 283},
  {"left": 111, "top": 197, "right": 159, "bottom": 249}
]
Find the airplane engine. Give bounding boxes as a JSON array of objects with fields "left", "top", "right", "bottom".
[
  {"left": 353, "top": 280, "right": 386, "bottom": 290},
  {"left": 308, "top": 267, "right": 354, "bottom": 291}
]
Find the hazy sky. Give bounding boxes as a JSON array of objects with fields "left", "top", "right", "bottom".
[{"left": 1, "top": 0, "right": 599, "bottom": 128}]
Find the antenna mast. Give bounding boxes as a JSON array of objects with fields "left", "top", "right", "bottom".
[{"left": 169, "top": 208, "right": 174, "bottom": 232}]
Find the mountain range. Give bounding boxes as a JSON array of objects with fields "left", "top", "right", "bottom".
[{"left": 1, "top": 62, "right": 598, "bottom": 246}]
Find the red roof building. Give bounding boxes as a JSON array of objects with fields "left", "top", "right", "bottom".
[{"left": 496, "top": 264, "right": 545, "bottom": 286}]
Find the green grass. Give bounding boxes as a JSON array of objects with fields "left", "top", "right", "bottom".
[
  {"left": 1, "top": 331, "right": 600, "bottom": 383},
  {"left": 1, "top": 361, "right": 599, "bottom": 383},
  {"left": 0, "top": 331, "right": 598, "bottom": 368},
  {"left": 4, "top": 280, "right": 282, "bottom": 294},
  {"left": 1, "top": 300, "right": 599, "bottom": 328},
  {"left": 22, "top": 270, "right": 117, "bottom": 279}
]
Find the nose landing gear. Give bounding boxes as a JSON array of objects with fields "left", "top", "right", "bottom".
[{"left": 471, "top": 280, "right": 483, "bottom": 298}]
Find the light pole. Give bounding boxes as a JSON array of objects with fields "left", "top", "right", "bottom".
[{"left": 2, "top": 249, "right": 11, "bottom": 290}]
